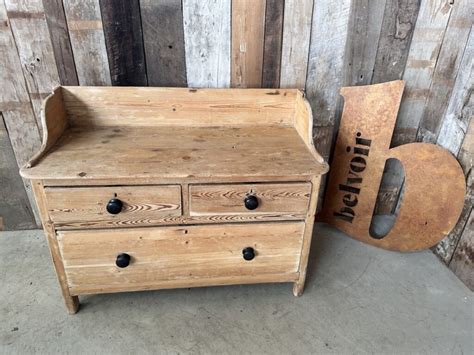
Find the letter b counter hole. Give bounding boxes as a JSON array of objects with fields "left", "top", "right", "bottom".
[{"left": 369, "top": 158, "right": 405, "bottom": 239}]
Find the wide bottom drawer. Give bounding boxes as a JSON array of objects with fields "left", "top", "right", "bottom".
[{"left": 57, "top": 222, "right": 304, "bottom": 294}]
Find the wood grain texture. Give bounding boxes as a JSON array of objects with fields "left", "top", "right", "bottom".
[
  {"left": 57, "top": 222, "right": 304, "bottom": 294},
  {"left": 280, "top": 0, "right": 313, "bottom": 89},
  {"left": 71, "top": 272, "right": 299, "bottom": 296},
  {"left": 45, "top": 185, "right": 181, "bottom": 229},
  {"left": 262, "top": 0, "right": 284, "bottom": 88},
  {"left": 231, "top": 0, "right": 266, "bottom": 88},
  {"left": 60, "top": 87, "right": 297, "bottom": 127},
  {"left": 26, "top": 87, "right": 68, "bottom": 168},
  {"left": 435, "top": 119, "right": 473, "bottom": 264},
  {"left": 63, "top": 0, "right": 111, "bottom": 85},
  {"left": 190, "top": 183, "right": 311, "bottom": 215},
  {"left": 31, "top": 181, "right": 79, "bottom": 314},
  {"left": 416, "top": 0, "right": 473, "bottom": 143},
  {"left": 394, "top": 0, "right": 452, "bottom": 146},
  {"left": 437, "top": 27, "right": 473, "bottom": 155},
  {"left": 42, "top": 0, "right": 78, "bottom": 85},
  {"left": 371, "top": 0, "right": 420, "bottom": 83},
  {"left": 183, "top": 0, "right": 231, "bottom": 87},
  {"left": 21, "top": 125, "right": 327, "bottom": 181},
  {"left": 0, "top": 114, "right": 36, "bottom": 230},
  {"left": 5, "top": 0, "right": 60, "bottom": 128},
  {"left": 0, "top": 3, "right": 41, "bottom": 225},
  {"left": 305, "top": 0, "right": 352, "bottom": 160},
  {"left": 449, "top": 207, "right": 473, "bottom": 291},
  {"left": 140, "top": 0, "right": 186, "bottom": 86},
  {"left": 100, "top": 0, "right": 147, "bottom": 86},
  {"left": 293, "top": 176, "right": 320, "bottom": 295},
  {"left": 346, "top": 0, "right": 387, "bottom": 86}
]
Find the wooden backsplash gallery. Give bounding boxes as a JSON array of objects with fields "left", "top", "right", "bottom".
[{"left": 0, "top": 0, "right": 472, "bottom": 287}]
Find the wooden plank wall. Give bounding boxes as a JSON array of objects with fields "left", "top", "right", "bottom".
[{"left": 0, "top": 0, "right": 472, "bottom": 288}]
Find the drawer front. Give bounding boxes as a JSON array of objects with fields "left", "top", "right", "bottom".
[
  {"left": 190, "top": 183, "right": 311, "bottom": 216},
  {"left": 45, "top": 185, "right": 181, "bottom": 229},
  {"left": 57, "top": 222, "right": 304, "bottom": 294}
]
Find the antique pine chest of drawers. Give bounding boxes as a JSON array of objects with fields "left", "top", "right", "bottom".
[{"left": 20, "top": 87, "right": 328, "bottom": 314}]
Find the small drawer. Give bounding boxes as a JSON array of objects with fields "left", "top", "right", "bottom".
[
  {"left": 57, "top": 222, "right": 305, "bottom": 294},
  {"left": 45, "top": 185, "right": 181, "bottom": 229},
  {"left": 190, "top": 183, "right": 311, "bottom": 217}
]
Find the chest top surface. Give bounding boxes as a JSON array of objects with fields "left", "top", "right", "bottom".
[{"left": 20, "top": 87, "right": 328, "bottom": 183}]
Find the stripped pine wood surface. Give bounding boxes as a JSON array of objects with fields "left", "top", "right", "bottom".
[
  {"left": 21, "top": 125, "right": 326, "bottom": 181},
  {"left": 231, "top": 0, "right": 266, "bottom": 88},
  {"left": 58, "top": 87, "right": 297, "bottom": 127},
  {"left": 100, "top": 0, "right": 147, "bottom": 86},
  {"left": 42, "top": 0, "right": 78, "bottom": 86},
  {"left": 140, "top": 0, "right": 185, "bottom": 86},
  {"left": 57, "top": 222, "right": 304, "bottom": 294},
  {"left": 63, "top": 0, "right": 111, "bottom": 85},
  {"left": 189, "top": 183, "right": 311, "bottom": 215},
  {"left": 182, "top": 0, "right": 231, "bottom": 87},
  {"left": 280, "top": 0, "right": 313, "bottom": 89},
  {"left": 45, "top": 185, "right": 182, "bottom": 229},
  {"left": 262, "top": 0, "right": 284, "bottom": 88},
  {"left": 0, "top": 0, "right": 472, "bottom": 287}
]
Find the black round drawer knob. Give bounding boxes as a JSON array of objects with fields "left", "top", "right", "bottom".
[
  {"left": 116, "top": 253, "right": 131, "bottom": 268},
  {"left": 242, "top": 247, "right": 255, "bottom": 261},
  {"left": 244, "top": 195, "right": 259, "bottom": 210},
  {"left": 107, "top": 198, "right": 123, "bottom": 214}
]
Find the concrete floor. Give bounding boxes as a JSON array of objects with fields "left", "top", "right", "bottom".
[{"left": 0, "top": 224, "right": 472, "bottom": 354}]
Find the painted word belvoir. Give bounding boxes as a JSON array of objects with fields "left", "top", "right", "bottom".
[{"left": 333, "top": 132, "right": 372, "bottom": 223}]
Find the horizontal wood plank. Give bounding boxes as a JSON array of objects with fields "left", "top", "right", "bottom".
[
  {"left": 45, "top": 185, "right": 181, "bottom": 229},
  {"left": 58, "top": 222, "right": 304, "bottom": 293},
  {"left": 21, "top": 125, "right": 328, "bottom": 181},
  {"left": 61, "top": 87, "right": 297, "bottom": 127},
  {"left": 190, "top": 183, "right": 311, "bottom": 215}
]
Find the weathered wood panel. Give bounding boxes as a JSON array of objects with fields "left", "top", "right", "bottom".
[
  {"left": 416, "top": 0, "right": 473, "bottom": 143},
  {"left": 437, "top": 27, "right": 473, "bottom": 155},
  {"left": 305, "top": 0, "right": 352, "bottom": 159},
  {"left": 449, "top": 208, "right": 473, "bottom": 290},
  {"left": 394, "top": 0, "right": 452, "bottom": 147},
  {"left": 100, "top": 0, "right": 147, "bottom": 86},
  {"left": 140, "top": 0, "right": 186, "bottom": 86},
  {"left": 346, "top": 0, "right": 387, "bottom": 86},
  {"left": 0, "top": 114, "right": 36, "bottom": 230},
  {"left": 262, "top": 0, "right": 284, "bottom": 88},
  {"left": 182, "top": 0, "right": 231, "bottom": 88},
  {"left": 372, "top": 0, "right": 420, "bottom": 83},
  {"left": 231, "top": 0, "right": 266, "bottom": 88},
  {"left": 0, "top": 2, "right": 41, "bottom": 225},
  {"left": 42, "top": 0, "right": 78, "bottom": 86},
  {"left": 5, "top": 0, "right": 61, "bottom": 128},
  {"left": 63, "top": 0, "right": 111, "bottom": 85},
  {"left": 280, "top": 0, "right": 313, "bottom": 89}
]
